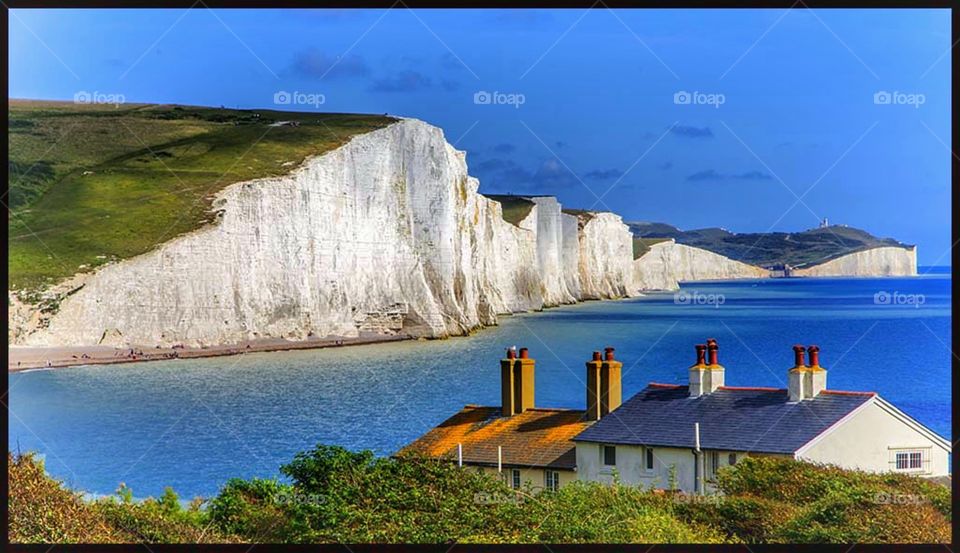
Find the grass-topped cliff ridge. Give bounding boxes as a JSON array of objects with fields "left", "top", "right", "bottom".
[
  {"left": 627, "top": 221, "right": 914, "bottom": 269},
  {"left": 8, "top": 99, "right": 395, "bottom": 291}
]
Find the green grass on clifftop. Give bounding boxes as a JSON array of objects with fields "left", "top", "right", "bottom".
[
  {"left": 627, "top": 221, "right": 912, "bottom": 268},
  {"left": 483, "top": 194, "right": 536, "bottom": 226},
  {"left": 633, "top": 237, "right": 671, "bottom": 259},
  {"left": 8, "top": 100, "right": 395, "bottom": 291}
]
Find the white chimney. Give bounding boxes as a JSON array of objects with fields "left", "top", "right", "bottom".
[
  {"left": 805, "top": 345, "right": 827, "bottom": 397},
  {"left": 689, "top": 339, "right": 724, "bottom": 397},
  {"left": 788, "top": 344, "right": 827, "bottom": 401}
]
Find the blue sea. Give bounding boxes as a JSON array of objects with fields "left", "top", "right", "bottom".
[{"left": 8, "top": 270, "right": 952, "bottom": 499}]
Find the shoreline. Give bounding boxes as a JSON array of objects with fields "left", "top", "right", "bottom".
[
  {"left": 7, "top": 333, "right": 412, "bottom": 373},
  {"left": 9, "top": 270, "right": 944, "bottom": 374}
]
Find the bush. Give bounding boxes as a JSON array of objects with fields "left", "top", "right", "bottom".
[
  {"left": 9, "top": 452, "right": 234, "bottom": 543},
  {"left": 207, "top": 478, "right": 301, "bottom": 542},
  {"left": 708, "top": 456, "right": 951, "bottom": 543},
  {"left": 9, "top": 452, "right": 129, "bottom": 543},
  {"left": 676, "top": 494, "right": 797, "bottom": 543},
  {"left": 11, "top": 447, "right": 951, "bottom": 544}
]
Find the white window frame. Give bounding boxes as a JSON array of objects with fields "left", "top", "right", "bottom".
[
  {"left": 544, "top": 470, "right": 560, "bottom": 492},
  {"left": 511, "top": 468, "right": 522, "bottom": 489},
  {"left": 890, "top": 448, "right": 929, "bottom": 473}
]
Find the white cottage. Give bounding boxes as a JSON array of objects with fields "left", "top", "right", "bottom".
[{"left": 573, "top": 341, "right": 950, "bottom": 493}]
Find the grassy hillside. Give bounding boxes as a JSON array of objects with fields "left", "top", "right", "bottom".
[
  {"left": 8, "top": 100, "right": 395, "bottom": 291},
  {"left": 627, "top": 221, "right": 911, "bottom": 269},
  {"left": 483, "top": 194, "right": 536, "bottom": 226},
  {"left": 9, "top": 447, "right": 950, "bottom": 544},
  {"left": 633, "top": 237, "right": 671, "bottom": 259}
]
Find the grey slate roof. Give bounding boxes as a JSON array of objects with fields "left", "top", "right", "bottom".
[{"left": 573, "top": 384, "right": 875, "bottom": 454}]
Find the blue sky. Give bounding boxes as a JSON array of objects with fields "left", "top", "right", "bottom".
[{"left": 9, "top": 8, "right": 952, "bottom": 264}]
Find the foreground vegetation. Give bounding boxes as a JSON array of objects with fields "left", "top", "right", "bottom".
[
  {"left": 8, "top": 100, "right": 394, "bottom": 291},
  {"left": 9, "top": 447, "right": 951, "bottom": 544}
]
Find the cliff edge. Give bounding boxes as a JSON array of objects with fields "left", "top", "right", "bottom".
[{"left": 791, "top": 246, "right": 917, "bottom": 277}]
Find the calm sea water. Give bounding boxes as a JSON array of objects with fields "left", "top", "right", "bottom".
[{"left": 8, "top": 271, "right": 951, "bottom": 499}]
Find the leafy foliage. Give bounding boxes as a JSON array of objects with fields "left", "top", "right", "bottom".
[
  {"left": 8, "top": 452, "right": 235, "bottom": 543},
  {"left": 10, "top": 448, "right": 951, "bottom": 544},
  {"left": 677, "top": 456, "right": 951, "bottom": 543}
]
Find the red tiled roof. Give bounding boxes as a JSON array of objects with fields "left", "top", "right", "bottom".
[
  {"left": 398, "top": 406, "right": 593, "bottom": 470},
  {"left": 821, "top": 390, "right": 876, "bottom": 396}
]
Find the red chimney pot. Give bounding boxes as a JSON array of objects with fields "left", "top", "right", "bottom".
[
  {"left": 592, "top": 351, "right": 602, "bottom": 362},
  {"left": 707, "top": 340, "right": 719, "bottom": 365},
  {"left": 807, "top": 345, "right": 820, "bottom": 367},
  {"left": 793, "top": 345, "right": 806, "bottom": 367},
  {"left": 519, "top": 347, "right": 529, "bottom": 359},
  {"left": 506, "top": 347, "right": 516, "bottom": 360},
  {"left": 604, "top": 347, "right": 615, "bottom": 361},
  {"left": 695, "top": 344, "right": 707, "bottom": 365}
]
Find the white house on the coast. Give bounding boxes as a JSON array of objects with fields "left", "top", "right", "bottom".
[{"left": 402, "top": 342, "right": 950, "bottom": 494}]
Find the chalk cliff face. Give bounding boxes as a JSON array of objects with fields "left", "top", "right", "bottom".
[
  {"left": 574, "top": 213, "right": 637, "bottom": 299},
  {"left": 13, "top": 119, "right": 638, "bottom": 347},
  {"left": 8, "top": 118, "right": 921, "bottom": 348},
  {"left": 518, "top": 197, "right": 578, "bottom": 305},
  {"left": 791, "top": 246, "right": 917, "bottom": 277},
  {"left": 632, "top": 240, "right": 768, "bottom": 291}
]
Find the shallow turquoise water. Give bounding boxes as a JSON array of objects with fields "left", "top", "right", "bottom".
[{"left": 8, "top": 272, "right": 951, "bottom": 499}]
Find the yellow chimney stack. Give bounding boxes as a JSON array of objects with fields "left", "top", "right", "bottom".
[
  {"left": 585, "top": 350, "right": 603, "bottom": 421},
  {"left": 600, "top": 347, "right": 622, "bottom": 416},
  {"left": 500, "top": 347, "right": 517, "bottom": 417},
  {"left": 501, "top": 346, "right": 535, "bottom": 416},
  {"left": 586, "top": 347, "right": 622, "bottom": 421}
]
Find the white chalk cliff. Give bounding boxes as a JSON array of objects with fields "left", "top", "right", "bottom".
[
  {"left": 7, "top": 119, "right": 919, "bottom": 348},
  {"left": 632, "top": 240, "right": 768, "bottom": 291},
  {"left": 791, "top": 246, "right": 917, "bottom": 277},
  {"left": 13, "top": 119, "right": 635, "bottom": 347}
]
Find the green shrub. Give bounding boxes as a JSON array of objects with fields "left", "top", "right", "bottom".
[
  {"left": 11, "top": 447, "right": 951, "bottom": 544},
  {"left": 9, "top": 452, "right": 232, "bottom": 543}
]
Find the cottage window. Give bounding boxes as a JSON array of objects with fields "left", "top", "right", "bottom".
[
  {"left": 709, "top": 451, "right": 719, "bottom": 478},
  {"left": 728, "top": 453, "right": 737, "bottom": 466},
  {"left": 603, "top": 445, "right": 616, "bottom": 466},
  {"left": 545, "top": 470, "right": 560, "bottom": 492},
  {"left": 894, "top": 450, "right": 924, "bottom": 471},
  {"left": 511, "top": 469, "right": 521, "bottom": 489},
  {"left": 645, "top": 447, "right": 655, "bottom": 471}
]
